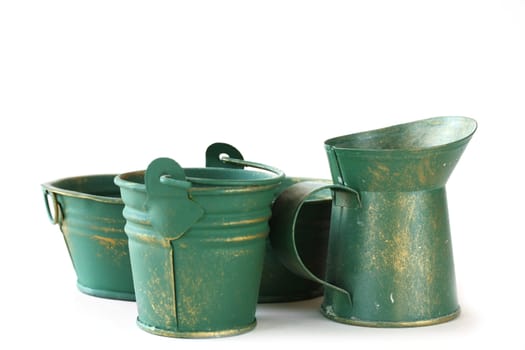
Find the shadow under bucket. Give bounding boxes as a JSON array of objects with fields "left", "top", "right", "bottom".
[
  {"left": 41, "top": 175, "right": 135, "bottom": 300},
  {"left": 115, "top": 156, "right": 283, "bottom": 338}
]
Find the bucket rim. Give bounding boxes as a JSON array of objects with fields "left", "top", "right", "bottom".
[
  {"left": 115, "top": 166, "right": 284, "bottom": 191},
  {"left": 41, "top": 174, "right": 123, "bottom": 204},
  {"left": 324, "top": 116, "right": 477, "bottom": 154},
  {"left": 184, "top": 166, "right": 284, "bottom": 186}
]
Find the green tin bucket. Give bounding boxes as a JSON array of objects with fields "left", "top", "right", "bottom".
[
  {"left": 271, "top": 116, "right": 477, "bottom": 327},
  {"left": 41, "top": 175, "right": 135, "bottom": 300},
  {"left": 114, "top": 147, "right": 284, "bottom": 338},
  {"left": 207, "top": 143, "right": 333, "bottom": 303}
]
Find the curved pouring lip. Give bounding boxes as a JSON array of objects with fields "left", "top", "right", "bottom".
[
  {"left": 42, "top": 174, "right": 123, "bottom": 204},
  {"left": 323, "top": 116, "right": 478, "bottom": 191},
  {"left": 325, "top": 116, "right": 478, "bottom": 154}
]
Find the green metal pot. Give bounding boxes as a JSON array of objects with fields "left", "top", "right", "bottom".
[
  {"left": 271, "top": 116, "right": 477, "bottom": 327},
  {"left": 206, "top": 143, "right": 333, "bottom": 303},
  {"left": 41, "top": 175, "right": 135, "bottom": 300},
  {"left": 114, "top": 147, "right": 284, "bottom": 338}
]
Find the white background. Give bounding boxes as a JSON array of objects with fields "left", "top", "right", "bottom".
[{"left": 1, "top": 1, "right": 524, "bottom": 349}]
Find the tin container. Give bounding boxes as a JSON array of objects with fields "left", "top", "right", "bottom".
[
  {"left": 42, "top": 175, "right": 135, "bottom": 300},
  {"left": 115, "top": 148, "right": 284, "bottom": 338},
  {"left": 271, "top": 116, "right": 477, "bottom": 327}
]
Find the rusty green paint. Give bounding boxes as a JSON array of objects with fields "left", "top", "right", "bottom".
[
  {"left": 115, "top": 152, "right": 283, "bottom": 338},
  {"left": 271, "top": 116, "right": 477, "bottom": 327},
  {"left": 41, "top": 175, "right": 135, "bottom": 300}
]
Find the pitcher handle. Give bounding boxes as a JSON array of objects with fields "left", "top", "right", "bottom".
[{"left": 269, "top": 181, "right": 361, "bottom": 307}]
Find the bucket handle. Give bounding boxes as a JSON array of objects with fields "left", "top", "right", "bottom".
[
  {"left": 145, "top": 157, "right": 205, "bottom": 240},
  {"left": 43, "top": 189, "right": 63, "bottom": 225},
  {"left": 269, "top": 181, "right": 361, "bottom": 307},
  {"left": 205, "top": 142, "right": 245, "bottom": 169},
  {"left": 220, "top": 157, "right": 285, "bottom": 179},
  {"left": 205, "top": 142, "right": 285, "bottom": 179}
]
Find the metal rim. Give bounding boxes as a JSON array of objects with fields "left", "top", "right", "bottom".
[
  {"left": 76, "top": 283, "right": 136, "bottom": 301},
  {"left": 136, "top": 318, "right": 257, "bottom": 338},
  {"left": 320, "top": 307, "right": 461, "bottom": 328},
  {"left": 42, "top": 174, "right": 123, "bottom": 204},
  {"left": 116, "top": 167, "right": 284, "bottom": 192},
  {"left": 325, "top": 116, "right": 477, "bottom": 154}
]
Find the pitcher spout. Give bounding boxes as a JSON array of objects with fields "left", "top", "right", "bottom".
[{"left": 324, "top": 116, "right": 477, "bottom": 192}]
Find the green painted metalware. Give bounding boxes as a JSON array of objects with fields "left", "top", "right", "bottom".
[
  {"left": 271, "top": 116, "right": 477, "bottom": 327},
  {"left": 114, "top": 147, "right": 284, "bottom": 338},
  {"left": 206, "top": 143, "right": 333, "bottom": 303},
  {"left": 41, "top": 175, "right": 135, "bottom": 300}
]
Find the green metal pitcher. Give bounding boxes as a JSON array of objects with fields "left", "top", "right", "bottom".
[
  {"left": 206, "top": 143, "right": 333, "bottom": 303},
  {"left": 114, "top": 147, "right": 284, "bottom": 338},
  {"left": 41, "top": 175, "right": 135, "bottom": 300},
  {"left": 271, "top": 116, "right": 477, "bottom": 327}
]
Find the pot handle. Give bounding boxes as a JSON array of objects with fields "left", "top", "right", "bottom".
[
  {"left": 269, "top": 181, "right": 361, "bottom": 307},
  {"left": 42, "top": 188, "right": 63, "bottom": 225}
]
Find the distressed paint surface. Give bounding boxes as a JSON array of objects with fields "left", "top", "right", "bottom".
[
  {"left": 319, "top": 116, "right": 476, "bottom": 326},
  {"left": 271, "top": 117, "right": 477, "bottom": 328},
  {"left": 115, "top": 156, "right": 282, "bottom": 338}
]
